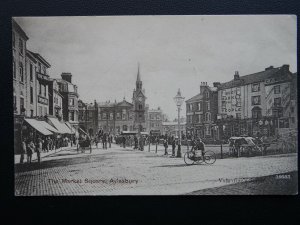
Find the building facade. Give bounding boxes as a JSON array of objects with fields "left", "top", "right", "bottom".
[
  {"left": 162, "top": 121, "right": 186, "bottom": 137},
  {"left": 185, "top": 82, "right": 218, "bottom": 140},
  {"left": 49, "top": 79, "right": 63, "bottom": 119},
  {"left": 29, "top": 51, "right": 51, "bottom": 117},
  {"left": 78, "top": 100, "right": 98, "bottom": 136},
  {"left": 57, "top": 73, "right": 79, "bottom": 129},
  {"left": 25, "top": 50, "right": 37, "bottom": 117},
  {"left": 147, "top": 107, "right": 163, "bottom": 135},
  {"left": 217, "top": 65, "right": 297, "bottom": 139},
  {"left": 13, "top": 19, "right": 29, "bottom": 116}
]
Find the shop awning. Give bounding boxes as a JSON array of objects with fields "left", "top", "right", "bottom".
[
  {"left": 40, "top": 121, "right": 59, "bottom": 133},
  {"left": 78, "top": 127, "right": 88, "bottom": 136},
  {"left": 65, "top": 122, "right": 76, "bottom": 134},
  {"left": 47, "top": 117, "right": 72, "bottom": 134},
  {"left": 24, "top": 119, "right": 53, "bottom": 136}
]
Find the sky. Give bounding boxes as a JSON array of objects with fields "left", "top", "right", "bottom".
[{"left": 14, "top": 15, "right": 297, "bottom": 120}]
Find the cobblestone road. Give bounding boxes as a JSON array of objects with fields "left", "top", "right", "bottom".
[{"left": 15, "top": 144, "right": 298, "bottom": 195}]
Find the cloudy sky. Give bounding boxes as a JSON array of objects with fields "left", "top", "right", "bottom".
[{"left": 14, "top": 15, "right": 297, "bottom": 120}]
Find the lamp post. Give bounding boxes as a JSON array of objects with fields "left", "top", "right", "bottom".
[{"left": 174, "top": 88, "right": 185, "bottom": 158}]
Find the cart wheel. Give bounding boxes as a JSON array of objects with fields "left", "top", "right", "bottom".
[
  {"left": 204, "top": 151, "right": 216, "bottom": 165},
  {"left": 184, "top": 152, "right": 195, "bottom": 165}
]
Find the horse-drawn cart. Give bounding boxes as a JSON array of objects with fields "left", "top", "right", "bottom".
[{"left": 77, "top": 138, "right": 92, "bottom": 153}]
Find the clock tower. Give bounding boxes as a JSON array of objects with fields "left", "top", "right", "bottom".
[{"left": 132, "top": 64, "right": 146, "bottom": 132}]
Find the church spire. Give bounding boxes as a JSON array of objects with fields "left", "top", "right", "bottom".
[{"left": 136, "top": 62, "right": 142, "bottom": 90}]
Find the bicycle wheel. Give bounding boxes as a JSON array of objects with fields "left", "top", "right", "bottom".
[
  {"left": 184, "top": 152, "right": 195, "bottom": 165},
  {"left": 204, "top": 151, "right": 216, "bottom": 165}
]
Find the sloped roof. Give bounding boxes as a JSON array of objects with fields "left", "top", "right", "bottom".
[
  {"left": 27, "top": 50, "right": 51, "bottom": 68},
  {"left": 219, "top": 67, "right": 283, "bottom": 90},
  {"left": 186, "top": 93, "right": 202, "bottom": 103}
]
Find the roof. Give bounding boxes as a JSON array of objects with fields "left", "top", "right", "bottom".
[
  {"left": 97, "top": 99, "right": 133, "bottom": 108},
  {"left": 24, "top": 119, "right": 53, "bottom": 136},
  {"left": 25, "top": 50, "right": 37, "bottom": 63},
  {"left": 12, "top": 19, "right": 29, "bottom": 40},
  {"left": 218, "top": 66, "right": 285, "bottom": 90},
  {"left": 186, "top": 93, "right": 202, "bottom": 103},
  {"left": 27, "top": 50, "right": 51, "bottom": 68}
]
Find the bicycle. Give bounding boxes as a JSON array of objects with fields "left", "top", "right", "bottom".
[{"left": 184, "top": 147, "right": 216, "bottom": 165}]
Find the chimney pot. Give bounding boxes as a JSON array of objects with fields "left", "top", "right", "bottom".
[{"left": 234, "top": 71, "right": 240, "bottom": 80}]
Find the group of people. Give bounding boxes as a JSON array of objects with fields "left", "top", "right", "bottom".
[
  {"left": 19, "top": 135, "right": 76, "bottom": 164},
  {"left": 93, "top": 130, "right": 113, "bottom": 149}
]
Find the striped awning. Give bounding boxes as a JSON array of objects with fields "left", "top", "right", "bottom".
[{"left": 24, "top": 119, "right": 53, "bottom": 136}]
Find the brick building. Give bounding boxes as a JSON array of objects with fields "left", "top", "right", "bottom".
[{"left": 185, "top": 82, "right": 218, "bottom": 140}]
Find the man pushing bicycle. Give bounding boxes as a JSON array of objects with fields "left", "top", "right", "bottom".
[{"left": 191, "top": 137, "right": 205, "bottom": 159}]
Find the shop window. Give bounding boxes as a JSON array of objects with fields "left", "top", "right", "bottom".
[
  {"left": 251, "top": 83, "right": 260, "bottom": 92},
  {"left": 102, "top": 113, "right": 107, "bottom": 120},
  {"left": 116, "top": 113, "right": 121, "bottom": 120},
  {"left": 274, "top": 85, "right": 280, "bottom": 94},
  {"left": 251, "top": 96, "right": 261, "bottom": 105}
]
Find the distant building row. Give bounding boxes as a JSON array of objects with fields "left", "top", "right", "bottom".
[{"left": 186, "top": 65, "right": 297, "bottom": 140}]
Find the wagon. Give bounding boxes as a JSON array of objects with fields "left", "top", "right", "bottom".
[
  {"left": 228, "top": 136, "right": 261, "bottom": 157},
  {"left": 77, "top": 138, "right": 92, "bottom": 153}
]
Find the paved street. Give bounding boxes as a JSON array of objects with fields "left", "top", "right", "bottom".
[{"left": 15, "top": 144, "right": 297, "bottom": 195}]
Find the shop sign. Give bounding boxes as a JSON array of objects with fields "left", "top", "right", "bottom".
[{"left": 38, "top": 96, "right": 48, "bottom": 105}]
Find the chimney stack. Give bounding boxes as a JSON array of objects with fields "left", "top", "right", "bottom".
[
  {"left": 281, "top": 64, "right": 290, "bottom": 73},
  {"left": 61, "top": 72, "right": 72, "bottom": 83},
  {"left": 234, "top": 71, "right": 239, "bottom": 80},
  {"left": 265, "top": 66, "right": 274, "bottom": 71},
  {"left": 213, "top": 82, "right": 221, "bottom": 88}
]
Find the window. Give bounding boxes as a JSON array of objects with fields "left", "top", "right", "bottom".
[
  {"left": 252, "top": 83, "right": 260, "bottom": 92},
  {"left": 206, "top": 92, "right": 209, "bottom": 99},
  {"left": 69, "top": 98, "right": 74, "bottom": 106},
  {"left": 19, "top": 38, "right": 23, "bottom": 54},
  {"left": 39, "top": 106, "right": 42, "bottom": 116},
  {"left": 190, "top": 104, "right": 193, "bottom": 111},
  {"left": 30, "top": 64, "right": 33, "bottom": 81},
  {"left": 274, "top": 85, "right": 280, "bottom": 94},
  {"left": 156, "top": 115, "right": 160, "bottom": 120},
  {"left": 12, "top": 32, "right": 15, "bottom": 48},
  {"left": 207, "top": 102, "right": 210, "bottom": 111},
  {"left": 44, "top": 85, "right": 47, "bottom": 97},
  {"left": 252, "top": 107, "right": 262, "bottom": 119},
  {"left": 102, "top": 113, "right": 107, "bottom": 120},
  {"left": 123, "top": 125, "right": 128, "bottom": 131},
  {"left": 70, "top": 111, "right": 74, "bottom": 121},
  {"left": 30, "top": 87, "right": 33, "bottom": 104},
  {"left": 39, "top": 83, "right": 42, "bottom": 95},
  {"left": 139, "top": 104, "right": 142, "bottom": 110},
  {"left": 274, "top": 97, "right": 281, "bottom": 107},
  {"left": 13, "top": 95, "right": 17, "bottom": 110},
  {"left": 122, "top": 109, "right": 126, "bottom": 120},
  {"left": 110, "top": 113, "right": 113, "bottom": 120},
  {"left": 151, "top": 123, "right": 154, "bottom": 128},
  {"left": 197, "top": 102, "right": 201, "bottom": 111},
  {"left": 43, "top": 66, "right": 46, "bottom": 75},
  {"left": 38, "top": 62, "right": 41, "bottom": 73},
  {"left": 30, "top": 110, "right": 33, "bottom": 117},
  {"left": 13, "top": 59, "right": 16, "bottom": 79},
  {"left": 20, "top": 97, "right": 24, "bottom": 112},
  {"left": 205, "top": 126, "right": 211, "bottom": 135},
  {"left": 205, "top": 113, "right": 211, "bottom": 122},
  {"left": 251, "top": 96, "right": 261, "bottom": 105},
  {"left": 198, "top": 115, "right": 202, "bottom": 123},
  {"left": 44, "top": 107, "right": 47, "bottom": 116},
  {"left": 19, "top": 62, "right": 24, "bottom": 82},
  {"left": 236, "top": 113, "right": 241, "bottom": 119},
  {"left": 116, "top": 113, "right": 121, "bottom": 120}
]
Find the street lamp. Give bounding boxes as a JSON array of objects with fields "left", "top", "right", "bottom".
[{"left": 173, "top": 88, "right": 185, "bottom": 158}]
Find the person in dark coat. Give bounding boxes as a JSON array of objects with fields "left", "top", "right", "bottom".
[
  {"left": 20, "top": 138, "right": 26, "bottom": 164},
  {"left": 122, "top": 135, "right": 126, "bottom": 148},
  {"left": 163, "top": 138, "right": 168, "bottom": 155},
  {"left": 134, "top": 135, "right": 138, "bottom": 149},
  {"left": 171, "top": 136, "right": 176, "bottom": 157}
]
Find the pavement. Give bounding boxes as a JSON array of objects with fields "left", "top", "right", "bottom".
[{"left": 14, "top": 143, "right": 298, "bottom": 195}]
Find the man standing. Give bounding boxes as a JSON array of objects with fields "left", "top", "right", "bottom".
[
  {"left": 171, "top": 136, "right": 176, "bottom": 157},
  {"left": 108, "top": 133, "right": 112, "bottom": 148},
  {"left": 163, "top": 138, "right": 168, "bottom": 155},
  {"left": 27, "top": 140, "right": 34, "bottom": 164},
  {"left": 36, "top": 138, "right": 42, "bottom": 163},
  {"left": 20, "top": 138, "right": 26, "bottom": 164}
]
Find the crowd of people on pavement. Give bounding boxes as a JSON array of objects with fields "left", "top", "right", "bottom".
[{"left": 19, "top": 134, "right": 76, "bottom": 164}]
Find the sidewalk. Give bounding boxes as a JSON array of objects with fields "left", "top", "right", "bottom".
[{"left": 14, "top": 146, "right": 78, "bottom": 164}]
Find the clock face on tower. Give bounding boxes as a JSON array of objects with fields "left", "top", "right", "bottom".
[{"left": 138, "top": 96, "right": 143, "bottom": 102}]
